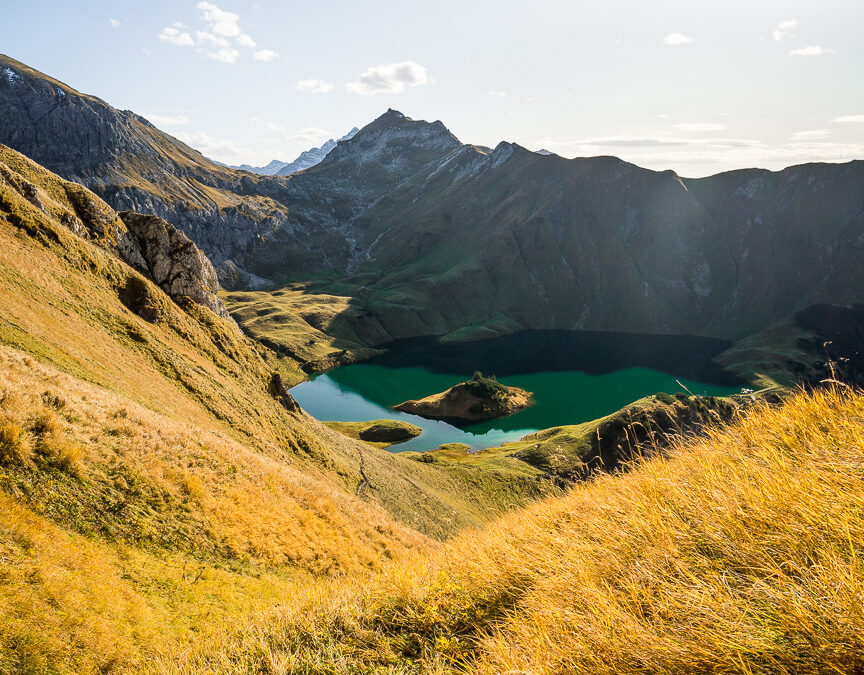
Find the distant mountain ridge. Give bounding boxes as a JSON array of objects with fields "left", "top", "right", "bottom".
[
  {"left": 230, "top": 127, "right": 359, "bottom": 176},
  {"left": 1, "top": 53, "right": 863, "bottom": 347}
]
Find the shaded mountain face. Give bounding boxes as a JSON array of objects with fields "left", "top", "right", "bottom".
[
  {"left": 0, "top": 54, "right": 295, "bottom": 284},
  {"left": 2, "top": 54, "right": 864, "bottom": 344}
]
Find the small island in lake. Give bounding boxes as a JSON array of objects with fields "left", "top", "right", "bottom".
[
  {"left": 393, "top": 372, "right": 533, "bottom": 424},
  {"left": 323, "top": 419, "right": 422, "bottom": 447}
]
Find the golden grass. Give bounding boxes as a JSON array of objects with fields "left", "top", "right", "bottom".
[
  {"left": 158, "top": 386, "right": 864, "bottom": 674},
  {"left": 0, "top": 347, "right": 430, "bottom": 574},
  {"left": 0, "top": 490, "right": 317, "bottom": 675},
  {"left": 0, "top": 142, "right": 547, "bottom": 545},
  {"left": 0, "top": 346, "right": 436, "bottom": 673}
]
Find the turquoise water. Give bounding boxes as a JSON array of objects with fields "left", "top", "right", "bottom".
[{"left": 290, "top": 363, "right": 744, "bottom": 452}]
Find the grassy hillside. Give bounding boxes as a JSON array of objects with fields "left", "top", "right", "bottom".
[
  {"left": 222, "top": 286, "right": 382, "bottom": 385},
  {"left": 0, "top": 144, "right": 554, "bottom": 673},
  {"left": 158, "top": 385, "right": 864, "bottom": 674}
]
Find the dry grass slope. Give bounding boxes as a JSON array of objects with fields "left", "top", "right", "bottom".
[
  {"left": 0, "top": 347, "right": 432, "bottom": 673},
  {"left": 160, "top": 386, "right": 864, "bottom": 674},
  {"left": 0, "top": 144, "right": 555, "bottom": 673}
]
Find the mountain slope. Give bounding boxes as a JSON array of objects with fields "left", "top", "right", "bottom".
[
  {"left": 312, "top": 143, "right": 864, "bottom": 342},
  {"left": 2, "top": 53, "right": 863, "bottom": 349},
  {"left": 0, "top": 143, "right": 553, "bottom": 671},
  {"left": 0, "top": 54, "right": 292, "bottom": 286}
]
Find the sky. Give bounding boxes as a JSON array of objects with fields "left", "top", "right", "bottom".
[{"left": 2, "top": 0, "right": 864, "bottom": 177}]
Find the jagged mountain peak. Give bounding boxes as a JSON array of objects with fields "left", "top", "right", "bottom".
[
  {"left": 361, "top": 109, "right": 458, "bottom": 141},
  {"left": 315, "top": 110, "right": 462, "bottom": 175}
]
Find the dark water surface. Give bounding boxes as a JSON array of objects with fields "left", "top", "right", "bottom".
[{"left": 290, "top": 331, "right": 745, "bottom": 452}]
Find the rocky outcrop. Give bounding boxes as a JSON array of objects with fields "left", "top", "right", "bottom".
[
  {"left": 118, "top": 211, "right": 232, "bottom": 321},
  {"left": 268, "top": 373, "right": 301, "bottom": 413},
  {"left": 0, "top": 155, "right": 146, "bottom": 270},
  {"left": 0, "top": 142, "right": 234, "bottom": 324}
]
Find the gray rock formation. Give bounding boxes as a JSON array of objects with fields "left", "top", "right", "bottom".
[
  {"left": 0, "top": 141, "right": 234, "bottom": 325},
  {"left": 119, "top": 211, "right": 233, "bottom": 321}
]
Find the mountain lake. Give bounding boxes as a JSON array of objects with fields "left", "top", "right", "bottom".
[{"left": 289, "top": 331, "right": 747, "bottom": 452}]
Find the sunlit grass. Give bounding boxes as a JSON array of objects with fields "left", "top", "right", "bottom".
[{"left": 161, "top": 385, "right": 864, "bottom": 674}]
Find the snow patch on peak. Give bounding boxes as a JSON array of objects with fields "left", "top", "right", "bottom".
[{"left": 3, "top": 67, "right": 21, "bottom": 86}]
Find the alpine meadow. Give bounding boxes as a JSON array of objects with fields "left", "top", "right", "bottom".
[{"left": 1, "top": 2, "right": 863, "bottom": 673}]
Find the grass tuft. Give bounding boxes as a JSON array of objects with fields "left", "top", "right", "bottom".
[{"left": 0, "top": 420, "right": 31, "bottom": 466}]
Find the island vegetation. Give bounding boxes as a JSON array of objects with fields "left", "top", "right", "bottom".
[{"left": 394, "top": 371, "right": 533, "bottom": 424}]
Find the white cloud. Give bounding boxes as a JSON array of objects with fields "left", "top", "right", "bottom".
[
  {"left": 346, "top": 61, "right": 429, "bottom": 95},
  {"left": 159, "top": 2, "right": 275, "bottom": 63},
  {"left": 832, "top": 114, "right": 864, "bottom": 123},
  {"left": 521, "top": 121, "right": 864, "bottom": 178},
  {"left": 790, "top": 129, "right": 831, "bottom": 141},
  {"left": 158, "top": 27, "right": 194, "bottom": 46},
  {"left": 266, "top": 122, "right": 286, "bottom": 132},
  {"left": 488, "top": 90, "right": 510, "bottom": 97},
  {"left": 296, "top": 78, "right": 333, "bottom": 93},
  {"left": 109, "top": 17, "right": 120, "bottom": 29},
  {"left": 523, "top": 133, "right": 864, "bottom": 177},
  {"left": 662, "top": 32, "right": 694, "bottom": 46},
  {"left": 208, "top": 48, "right": 240, "bottom": 64},
  {"left": 287, "top": 127, "right": 331, "bottom": 143},
  {"left": 175, "top": 130, "right": 253, "bottom": 161},
  {"left": 197, "top": 1, "right": 241, "bottom": 37},
  {"left": 675, "top": 122, "right": 727, "bottom": 132},
  {"left": 789, "top": 45, "right": 834, "bottom": 56},
  {"left": 772, "top": 19, "right": 797, "bottom": 41},
  {"left": 527, "top": 134, "right": 761, "bottom": 152},
  {"left": 254, "top": 49, "right": 279, "bottom": 62},
  {"left": 196, "top": 30, "right": 229, "bottom": 47},
  {"left": 144, "top": 113, "right": 190, "bottom": 127}
]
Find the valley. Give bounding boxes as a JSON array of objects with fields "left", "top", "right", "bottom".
[{"left": 0, "top": 38, "right": 863, "bottom": 675}]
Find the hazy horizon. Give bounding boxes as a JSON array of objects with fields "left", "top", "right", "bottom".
[{"left": 3, "top": 0, "right": 863, "bottom": 177}]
